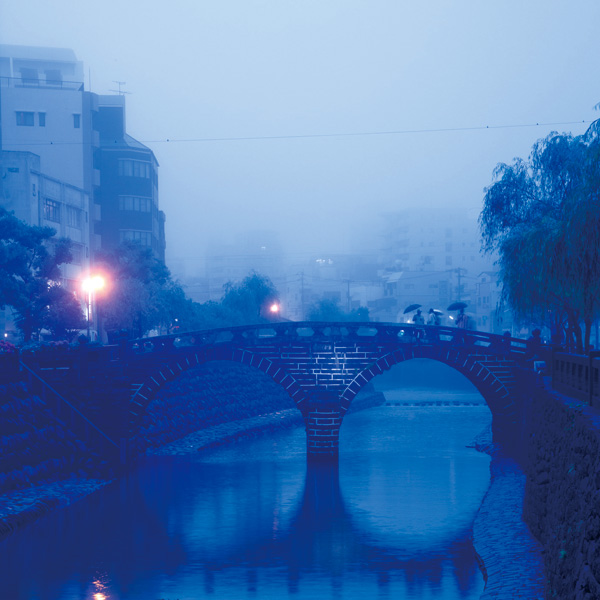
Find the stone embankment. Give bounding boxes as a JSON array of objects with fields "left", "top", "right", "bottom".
[
  {"left": 471, "top": 425, "right": 545, "bottom": 599},
  {"left": 522, "top": 379, "right": 600, "bottom": 600}
]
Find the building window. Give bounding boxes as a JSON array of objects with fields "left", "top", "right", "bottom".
[
  {"left": 445, "top": 256, "right": 453, "bottom": 266},
  {"left": 118, "top": 159, "right": 133, "bottom": 177},
  {"left": 44, "top": 199, "right": 61, "bottom": 223},
  {"left": 73, "top": 114, "right": 81, "bottom": 128},
  {"left": 66, "top": 206, "right": 82, "bottom": 229},
  {"left": 118, "top": 159, "right": 151, "bottom": 179},
  {"left": 38, "top": 112, "right": 46, "bottom": 127},
  {"left": 45, "top": 69, "right": 62, "bottom": 85},
  {"left": 20, "top": 68, "right": 38, "bottom": 85},
  {"left": 70, "top": 244, "right": 83, "bottom": 265},
  {"left": 120, "top": 230, "right": 152, "bottom": 246},
  {"left": 16, "top": 111, "right": 34, "bottom": 126},
  {"left": 118, "top": 196, "right": 152, "bottom": 212}
]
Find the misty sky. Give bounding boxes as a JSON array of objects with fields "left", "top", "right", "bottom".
[{"left": 2, "top": 1, "right": 600, "bottom": 271}]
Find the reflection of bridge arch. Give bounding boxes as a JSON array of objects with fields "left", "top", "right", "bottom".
[
  {"left": 183, "top": 464, "right": 483, "bottom": 597},
  {"left": 124, "top": 322, "right": 528, "bottom": 462}
]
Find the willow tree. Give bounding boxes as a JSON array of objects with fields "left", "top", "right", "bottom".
[{"left": 479, "top": 128, "right": 600, "bottom": 351}]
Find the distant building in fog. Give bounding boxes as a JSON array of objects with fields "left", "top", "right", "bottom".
[
  {"left": 377, "top": 207, "right": 498, "bottom": 327},
  {"left": 205, "top": 230, "right": 284, "bottom": 301}
]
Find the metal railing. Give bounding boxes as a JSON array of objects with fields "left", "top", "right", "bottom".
[{"left": 0, "top": 75, "right": 83, "bottom": 91}]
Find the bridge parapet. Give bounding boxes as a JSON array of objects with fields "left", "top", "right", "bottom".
[
  {"left": 552, "top": 351, "right": 600, "bottom": 406},
  {"left": 124, "top": 322, "right": 529, "bottom": 356}
]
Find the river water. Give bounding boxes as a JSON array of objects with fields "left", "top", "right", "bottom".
[{"left": 0, "top": 364, "right": 492, "bottom": 600}]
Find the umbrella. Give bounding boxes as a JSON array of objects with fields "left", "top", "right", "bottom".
[
  {"left": 432, "top": 309, "right": 444, "bottom": 315},
  {"left": 447, "top": 301, "right": 468, "bottom": 311},
  {"left": 403, "top": 303, "right": 422, "bottom": 314}
]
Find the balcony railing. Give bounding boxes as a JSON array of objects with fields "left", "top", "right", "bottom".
[{"left": 0, "top": 76, "right": 83, "bottom": 91}]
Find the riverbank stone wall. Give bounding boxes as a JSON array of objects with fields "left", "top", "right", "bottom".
[
  {"left": 0, "top": 381, "right": 113, "bottom": 495},
  {"left": 522, "top": 379, "right": 600, "bottom": 600}
]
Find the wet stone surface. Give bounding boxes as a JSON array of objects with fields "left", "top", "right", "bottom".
[{"left": 473, "top": 449, "right": 546, "bottom": 599}]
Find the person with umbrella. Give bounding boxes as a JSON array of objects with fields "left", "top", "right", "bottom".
[
  {"left": 426, "top": 308, "right": 441, "bottom": 341},
  {"left": 456, "top": 308, "right": 468, "bottom": 329},
  {"left": 412, "top": 308, "right": 425, "bottom": 340},
  {"left": 447, "top": 301, "right": 469, "bottom": 344},
  {"left": 427, "top": 308, "right": 441, "bottom": 326}
]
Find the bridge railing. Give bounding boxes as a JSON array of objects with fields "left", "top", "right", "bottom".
[
  {"left": 552, "top": 351, "right": 600, "bottom": 407},
  {"left": 121, "top": 321, "right": 530, "bottom": 359}
]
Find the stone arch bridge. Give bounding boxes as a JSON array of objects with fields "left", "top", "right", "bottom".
[
  {"left": 120, "top": 322, "right": 530, "bottom": 461},
  {"left": 20, "top": 322, "right": 535, "bottom": 463}
]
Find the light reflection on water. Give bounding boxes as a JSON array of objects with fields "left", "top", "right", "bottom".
[{"left": 0, "top": 395, "right": 491, "bottom": 600}]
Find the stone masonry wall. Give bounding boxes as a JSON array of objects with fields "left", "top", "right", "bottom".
[
  {"left": 522, "top": 380, "right": 600, "bottom": 600},
  {"left": 0, "top": 380, "right": 113, "bottom": 495},
  {"left": 137, "top": 360, "right": 384, "bottom": 453}
]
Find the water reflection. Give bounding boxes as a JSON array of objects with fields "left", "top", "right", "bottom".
[{"left": 0, "top": 405, "right": 489, "bottom": 600}]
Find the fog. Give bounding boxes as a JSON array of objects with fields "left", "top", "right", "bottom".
[{"left": 2, "top": 0, "right": 600, "bottom": 275}]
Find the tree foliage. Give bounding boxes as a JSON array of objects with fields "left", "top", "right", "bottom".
[
  {"left": 480, "top": 127, "right": 600, "bottom": 351},
  {"left": 307, "top": 298, "right": 370, "bottom": 322},
  {"left": 221, "top": 271, "right": 278, "bottom": 324},
  {"left": 96, "top": 242, "right": 182, "bottom": 338},
  {"left": 95, "top": 242, "right": 282, "bottom": 339},
  {"left": 0, "top": 207, "right": 84, "bottom": 341},
  {"left": 182, "top": 272, "right": 280, "bottom": 331}
]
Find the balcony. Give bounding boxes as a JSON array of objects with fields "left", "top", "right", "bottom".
[{"left": 0, "top": 76, "right": 83, "bottom": 91}]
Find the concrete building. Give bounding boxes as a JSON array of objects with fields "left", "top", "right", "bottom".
[
  {"left": 1, "top": 151, "right": 90, "bottom": 291},
  {"left": 0, "top": 45, "right": 96, "bottom": 194},
  {"left": 0, "top": 44, "right": 165, "bottom": 264},
  {"left": 93, "top": 96, "right": 165, "bottom": 262}
]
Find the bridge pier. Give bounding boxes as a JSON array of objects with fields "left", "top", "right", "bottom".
[{"left": 305, "top": 390, "right": 343, "bottom": 462}]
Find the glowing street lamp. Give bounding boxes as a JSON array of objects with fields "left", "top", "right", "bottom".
[
  {"left": 82, "top": 275, "right": 105, "bottom": 340},
  {"left": 269, "top": 302, "right": 280, "bottom": 314}
]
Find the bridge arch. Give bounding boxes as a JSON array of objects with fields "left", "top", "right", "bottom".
[
  {"left": 339, "top": 345, "right": 517, "bottom": 429},
  {"left": 128, "top": 346, "right": 309, "bottom": 437}
]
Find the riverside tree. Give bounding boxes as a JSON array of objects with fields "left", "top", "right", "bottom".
[
  {"left": 0, "top": 207, "right": 85, "bottom": 341},
  {"left": 96, "top": 241, "right": 187, "bottom": 338},
  {"left": 479, "top": 127, "right": 600, "bottom": 351},
  {"left": 307, "top": 298, "right": 369, "bottom": 322}
]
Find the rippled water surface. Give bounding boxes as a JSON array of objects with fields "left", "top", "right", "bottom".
[{"left": 0, "top": 384, "right": 491, "bottom": 600}]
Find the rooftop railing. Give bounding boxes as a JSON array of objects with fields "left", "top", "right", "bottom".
[{"left": 0, "top": 76, "right": 83, "bottom": 91}]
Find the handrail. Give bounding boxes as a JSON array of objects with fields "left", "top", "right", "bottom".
[
  {"left": 124, "top": 321, "right": 530, "bottom": 356},
  {"left": 19, "top": 360, "right": 119, "bottom": 449}
]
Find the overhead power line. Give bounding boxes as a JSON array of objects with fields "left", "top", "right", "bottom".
[{"left": 3, "top": 119, "right": 595, "bottom": 147}]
